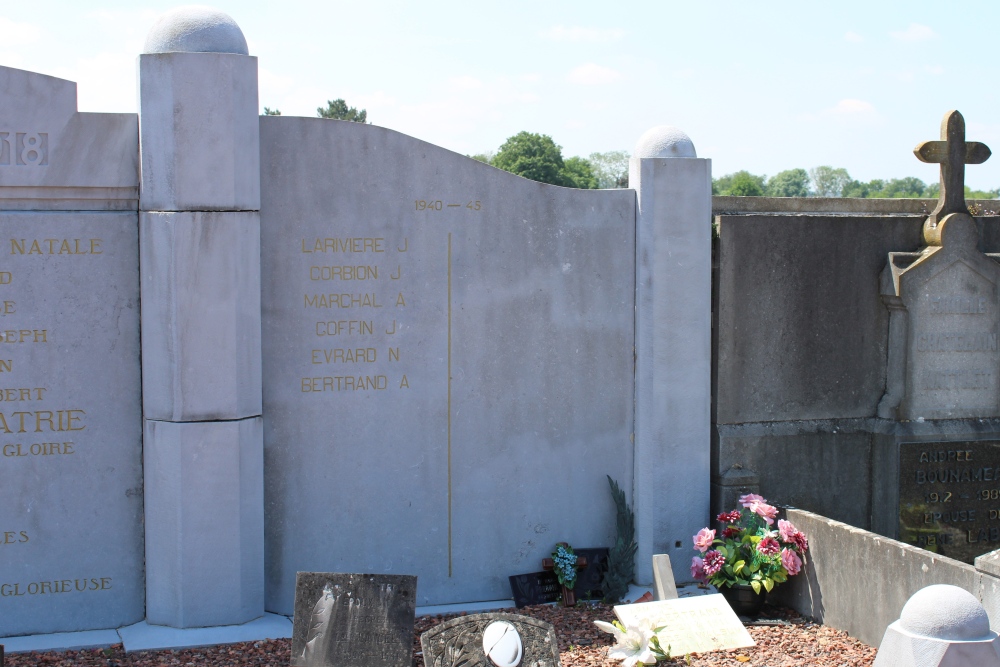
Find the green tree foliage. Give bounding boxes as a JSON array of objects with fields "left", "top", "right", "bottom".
[
  {"left": 490, "top": 132, "right": 599, "bottom": 188},
  {"left": 765, "top": 168, "right": 811, "bottom": 197},
  {"left": 468, "top": 152, "right": 495, "bottom": 164},
  {"left": 588, "top": 150, "right": 630, "bottom": 189},
  {"left": 809, "top": 166, "right": 852, "bottom": 197},
  {"left": 713, "top": 170, "right": 766, "bottom": 196},
  {"left": 317, "top": 99, "right": 368, "bottom": 123},
  {"left": 492, "top": 132, "right": 570, "bottom": 186},
  {"left": 263, "top": 107, "right": 281, "bottom": 116},
  {"left": 967, "top": 185, "right": 1000, "bottom": 199},
  {"left": 562, "top": 156, "right": 599, "bottom": 189},
  {"left": 601, "top": 476, "right": 636, "bottom": 604}
]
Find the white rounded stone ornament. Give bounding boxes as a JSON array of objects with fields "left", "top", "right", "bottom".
[
  {"left": 634, "top": 125, "right": 697, "bottom": 158},
  {"left": 482, "top": 620, "right": 523, "bottom": 667},
  {"left": 144, "top": 5, "right": 249, "bottom": 55},
  {"left": 899, "top": 584, "right": 992, "bottom": 641}
]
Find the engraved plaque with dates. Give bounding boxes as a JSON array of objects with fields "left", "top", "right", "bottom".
[{"left": 899, "top": 440, "right": 1000, "bottom": 563}]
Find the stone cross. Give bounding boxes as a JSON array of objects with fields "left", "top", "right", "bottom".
[{"left": 914, "top": 110, "right": 991, "bottom": 225}]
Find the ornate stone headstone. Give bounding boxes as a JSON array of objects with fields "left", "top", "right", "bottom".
[
  {"left": 290, "top": 572, "right": 416, "bottom": 667},
  {"left": 879, "top": 110, "right": 998, "bottom": 421},
  {"left": 420, "top": 613, "right": 561, "bottom": 667}
]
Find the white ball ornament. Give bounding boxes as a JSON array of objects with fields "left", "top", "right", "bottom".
[{"left": 482, "top": 621, "right": 523, "bottom": 667}]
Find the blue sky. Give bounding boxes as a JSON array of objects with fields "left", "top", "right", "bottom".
[{"left": 4, "top": 1, "right": 1000, "bottom": 189}]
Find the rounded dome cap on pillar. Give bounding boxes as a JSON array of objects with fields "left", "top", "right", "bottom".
[
  {"left": 899, "top": 584, "right": 993, "bottom": 641},
  {"left": 634, "top": 125, "right": 697, "bottom": 158},
  {"left": 144, "top": 5, "right": 249, "bottom": 55}
]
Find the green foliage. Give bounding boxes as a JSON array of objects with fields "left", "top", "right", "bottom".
[
  {"left": 809, "top": 166, "right": 851, "bottom": 197},
  {"left": 967, "top": 185, "right": 1000, "bottom": 199},
  {"left": 551, "top": 543, "right": 578, "bottom": 589},
  {"left": 562, "top": 156, "right": 599, "bottom": 189},
  {"left": 588, "top": 150, "right": 630, "bottom": 188},
  {"left": 492, "top": 132, "right": 572, "bottom": 186},
  {"left": 765, "top": 168, "right": 810, "bottom": 197},
  {"left": 468, "top": 152, "right": 494, "bottom": 164},
  {"left": 602, "top": 475, "right": 637, "bottom": 604},
  {"left": 263, "top": 107, "right": 282, "bottom": 116},
  {"left": 317, "top": 99, "right": 368, "bottom": 123},
  {"left": 712, "top": 171, "right": 765, "bottom": 196}
]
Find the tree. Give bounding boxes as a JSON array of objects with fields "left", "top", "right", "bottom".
[
  {"left": 562, "top": 156, "right": 599, "bottom": 189},
  {"left": 491, "top": 132, "right": 572, "bottom": 187},
  {"left": 317, "top": 99, "right": 368, "bottom": 123},
  {"left": 263, "top": 107, "right": 281, "bottom": 116},
  {"left": 809, "top": 166, "right": 851, "bottom": 197},
  {"left": 468, "top": 152, "right": 495, "bottom": 164},
  {"left": 714, "top": 170, "right": 766, "bottom": 196},
  {"left": 765, "top": 169, "right": 810, "bottom": 197},
  {"left": 588, "top": 150, "right": 630, "bottom": 188}
]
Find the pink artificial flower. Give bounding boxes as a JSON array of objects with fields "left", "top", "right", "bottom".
[
  {"left": 703, "top": 550, "right": 726, "bottom": 577},
  {"left": 693, "top": 528, "right": 716, "bottom": 553},
  {"left": 757, "top": 536, "right": 780, "bottom": 557},
  {"left": 739, "top": 493, "right": 766, "bottom": 508},
  {"left": 717, "top": 510, "right": 742, "bottom": 524},
  {"left": 778, "top": 519, "right": 798, "bottom": 542},
  {"left": 781, "top": 548, "right": 802, "bottom": 576},
  {"left": 691, "top": 556, "right": 706, "bottom": 582},
  {"left": 791, "top": 530, "right": 809, "bottom": 554}
]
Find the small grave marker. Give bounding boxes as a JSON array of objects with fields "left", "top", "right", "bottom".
[
  {"left": 542, "top": 543, "right": 588, "bottom": 606},
  {"left": 614, "top": 594, "right": 755, "bottom": 656},
  {"left": 420, "top": 612, "right": 561, "bottom": 667},
  {"left": 290, "top": 572, "right": 416, "bottom": 667},
  {"left": 652, "top": 554, "right": 678, "bottom": 601}
]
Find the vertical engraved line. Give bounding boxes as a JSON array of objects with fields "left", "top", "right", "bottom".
[{"left": 447, "top": 232, "right": 453, "bottom": 577}]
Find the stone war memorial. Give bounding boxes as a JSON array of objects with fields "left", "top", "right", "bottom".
[
  {"left": 12, "top": 4, "right": 1000, "bottom": 660},
  {"left": 0, "top": 5, "right": 711, "bottom": 644}
]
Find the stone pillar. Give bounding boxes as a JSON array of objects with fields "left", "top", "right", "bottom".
[
  {"left": 631, "top": 127, "right": 712, "bottom": 585},
  {"left": 138, "top": 7, "right": 263, "bottom": 628}
]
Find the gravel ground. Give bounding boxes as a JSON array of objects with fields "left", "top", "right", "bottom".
[{"left": 4, "top": 603, "right": 877, "bottom": 667}]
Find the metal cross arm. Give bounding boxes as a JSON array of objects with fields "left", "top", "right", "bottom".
[{"left": 914, "top": 110, "right": 991, "bottom": 222}]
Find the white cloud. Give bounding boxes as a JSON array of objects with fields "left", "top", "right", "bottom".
[
  {"left": 449, "top": 75, "right": 483, "bottom": 91},
  {"left": 0, "top": 17, "right": 41, "bottom": 46},
  {"left": 828, "top": 99, "right": 876, "bottom": 115},
  {"left": 926, "top": 65, "right": 945, "bottom": 75},
  {"left": 844, "top": 31, "right": 863, "bottom": 42},
  {"left": 540, "top": 25, "right": 624, "bottom": 42},
  {"left": 890, "top": 23, "right": 936, "bottom": 42},
  {"left": 567, "top": 63, "right": 621, "bottom": 85}
]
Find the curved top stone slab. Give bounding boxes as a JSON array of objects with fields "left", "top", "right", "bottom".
[
  {"left": 144, "top": 5, "right": 248, "bottom": 55},
  {"left": 634, "top": 125, "right": 697, "bottom": 158}
]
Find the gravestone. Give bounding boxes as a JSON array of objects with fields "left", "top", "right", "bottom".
[
  {"left": 652, "top": 554, "right": 678, "bottom": 600},
  {"left": 290, "top": 572, "right": 416, "bottom": 667},
  {"left": 614, "top": 595, "right": 754, "bottom": 656},
  {"left": 509, "top": 571, "right": 560, "bottom": 608},
  {"left": 420, "top": 612, "right": 560, "bottom": 667},
  {"left": 0, "top": 67, "right": 144, "bottom": 637},
  {"left": 877, "top": 111, "right": 1000, "bottom": 562}
]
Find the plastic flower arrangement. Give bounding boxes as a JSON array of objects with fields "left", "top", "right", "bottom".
[
  {"left": 691, "top": 493, "right": 808, "bottom": 595},
  {"left": 551, "top": 543, "right": 579, "bottom": 590},
  {"left": 594, "top": 618, "right": 670, "bottom": 666}
]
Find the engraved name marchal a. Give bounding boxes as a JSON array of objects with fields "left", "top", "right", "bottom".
[{"left": 899, "top": 441, "right": 1000, "bottom": 563}]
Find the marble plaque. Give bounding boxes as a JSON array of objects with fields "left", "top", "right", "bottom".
[
  {"left": 899, "top": 440, "right": 1000, "bottom": 562},
  {"left": 614, "top": 595, "right": 755, "bottom": 656},
  {"left": 420, "top": 612, "right": 560, "bottom": 667},
  {"left": 0, "top": 212, "right": 143, "bottom": 637},
  {"left": 290, "top": 572, "right": 416, "bottom": 667},
  {"left": 260, "top": 118, "right": 635, "bottom": 611}
]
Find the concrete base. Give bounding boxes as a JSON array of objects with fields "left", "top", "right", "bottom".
[
  {"left": 118, "top": 613, "right": 291, "bottom": 652},
  {"left": 874, "top": 621, "right": 1000, "bottom": 666},
  {"left": 1, "top": 629, "right": 121, "bottom": 653}
]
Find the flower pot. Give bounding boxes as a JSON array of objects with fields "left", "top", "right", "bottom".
[
  {"left": 560, "top": 585, "right": 576, "bottom": 607},
  {"left": 718, "top": 584, "right": 767, "bottom": 617}
]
